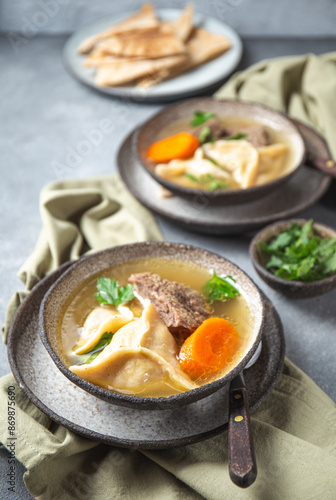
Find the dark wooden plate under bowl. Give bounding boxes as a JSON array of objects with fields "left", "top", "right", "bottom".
[
  {"left": 134, "top": 98, "right": 306, "bottom": 204},
  {"left": 249, "top": 219, "right": 336, "bottom": 298}
]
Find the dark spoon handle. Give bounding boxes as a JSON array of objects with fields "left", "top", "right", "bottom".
[
  {"left": 306, "top": 155, "right": 336, "bottom": 179},
  {"left": 228, "top": 376, "right": 257, "bottom": 488}
]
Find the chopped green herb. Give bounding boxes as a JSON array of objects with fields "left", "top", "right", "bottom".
[
  {"left": 207, "top": 179, "right": 228, "bottom": 191},
  {"left": 200, "top": 174, "right": 216, "bottom": 184},
  {"left": 206, "top": 156, "right": 219, "bottom": 166},
  {"left": 203, "top": 272, "right": 240, "bottom": 303},
  {"left": 259, "top": 219, "right": 336, "bottom": 281},
  {"left": 95, "top": 277, "right": 134, "bottom": 306},
  {"left": 190, "top": 111, "right": 215, "bottom": 127},
  {"left": 198, "top": 174, "right": 227, "bottom": 191},
  {"left": 82, "top": 332, "right": 114, "bottom": 364},
  {"left": 184, "top": 172, "right": 199, "bottom": 182},
  {"left": 199, "top": 126, "right": 212, "bottom": 143},
  {"left": 227, "top": 133, "right": 248, "bottom": 141},
  {"left": 184, "top": 173, "right": 227, "bottom": 191}
]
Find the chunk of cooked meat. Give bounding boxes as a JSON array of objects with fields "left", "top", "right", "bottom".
[
  {"left": 192, "top": 118, "right": 270, "bottom": 148},
  {"left": 192, "top": 117, "right": 228, "bottom": 141},
  {"left": 223, "top": 124, "right": 270, "bottom": 148},
  {"left": 129, "top": 272, "right": 210, "bottom": 344}
]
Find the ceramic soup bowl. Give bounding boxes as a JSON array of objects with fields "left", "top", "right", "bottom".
[
  {"left": 135, "top": 98, "right": 306, "bottom": 205},
  {"left": 39, "top": 242, "right": 266, "bottom": 409}
]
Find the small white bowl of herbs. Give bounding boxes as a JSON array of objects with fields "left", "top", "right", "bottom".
[{"left": 249, "top": 219, "right": 336, "bottom": 298}]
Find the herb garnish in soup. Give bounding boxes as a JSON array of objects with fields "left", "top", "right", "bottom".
[
  {"left": 146, "top": 111, "right": 293, "bottom": 191},
  {"left": 59, "top": 258, "right": 254, "bottom": 397}
]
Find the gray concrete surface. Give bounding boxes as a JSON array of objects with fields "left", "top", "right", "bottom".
[
  {"left": 1, "top": 0, "right": 336, "bottom": 37},
  {"left": 0, "top": 33, "right": 335, "bottom": 499}
]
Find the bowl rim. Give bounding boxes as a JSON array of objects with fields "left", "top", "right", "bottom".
[
  {"left": 249, "top": 218, "right": 336, "bottom": 288},
  {"left": 39, "top": 241, "right": 267, "bottom": 409},
  {"left": 134, "top": 97, "right": 307, "bottom": 200}
]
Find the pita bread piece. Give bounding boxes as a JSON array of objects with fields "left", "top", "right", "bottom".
[
  {"left": 162, "top": 3, "right": 194, "bottom": 42},
  {"left": 95, "top": 54, "right": 186, "bottom": 86},
  {"left": 137, "top": 27, "right": 231, "bottom": 87},
  {"left": 83, "top": 46, "right": 146, "bottom": 67},
  {"left": 78, "top": 3, "right": 159, "bottom": 54},
  {"left": 183, "top": 27, "right": 231, "bottom": 68},
  {"left": 95, "top": 28, "right": 186, "bottom": 59}
]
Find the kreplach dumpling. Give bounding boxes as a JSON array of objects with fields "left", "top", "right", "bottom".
[
  {"left": 74, "top": 305, "right": 134, "bottom": 355},
  {"left": 60, "top": 258, "right": 255, "bottom": 398},
  {"left": 70, "top": 301, "right": 196, "bottom": 395}
]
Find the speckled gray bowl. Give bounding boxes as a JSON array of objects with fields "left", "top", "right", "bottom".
[
  {"left": 134, "top": 98, "right": 306, "bottom": 205},
  {"left": 250, "top": 219, "right": 336, "bottom": 298},
  {"left": 39, "top": 242, "right": 266, "bottom": 410}
]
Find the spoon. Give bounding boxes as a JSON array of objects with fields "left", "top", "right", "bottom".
[{"left": 228, "top": 342, "right": 261, "bottom": 488}]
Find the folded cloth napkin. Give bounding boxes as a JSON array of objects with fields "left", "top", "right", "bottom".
[
  {"left": 2, "top": 52, "right": 336, "bottom": 500},
  {"left": 2, "top": 175, "right": 163, "bottom": 342},
  {"left": 0, "top": 360, "right": 335, "bottom": 500},
  {"left": 215, "top": 51, "right": 336, "bottom": 158}
]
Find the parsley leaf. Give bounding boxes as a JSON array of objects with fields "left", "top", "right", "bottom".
[
  {"left": 184, "top": 172, "right": 199, "bottom": 182},
  {"left": 203, "top": 272, "right": 240, "bottom": 303},
  {"left": 190, "top": 111, "right": 215, "bottom": 127},
  {"left": 184, "top": 173, "right": 227, "bottom": 191},
  {"left": 95, "top": 278, "right": 134, "bottom": 306},
  {"left": 259, "top": 232, "right": 293, "bottom": 253},
  {"left": 82, "top": 332, "right": 114, "bottom": 364},
  {"left": 206, "top": 156, "right": 219, "bottom": 166},
  {"left": 259, "top": 219, "right": 336, "bottom": 281},
  {"left": 227, "top": 133, "right": 248, "bottom": 141},
  {"left": 199, "top": 126, "right": 212, "bottom": 143},
  {"left": 207, "top": 179, "right": 228, "bottom": 191}
]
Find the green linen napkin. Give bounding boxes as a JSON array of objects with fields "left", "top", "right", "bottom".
[
  {"left": 2, "top": 175, "right": 163, "bottom": 342},
  {"left": 1, "top": 52, "right": 336, "bottom": 500},
  {"left": 215, "top": 51, "right": 336, "bottom": 158},
  {"left": 0, "top": 360, "right": 335, "bottom": 500}
]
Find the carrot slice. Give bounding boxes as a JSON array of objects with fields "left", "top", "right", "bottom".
[
  {"left": 146, "top": 132, "right": 200, "bottom": 163},
  {"left": 179, "top": 317, "right": 240, "bottom": 379}
]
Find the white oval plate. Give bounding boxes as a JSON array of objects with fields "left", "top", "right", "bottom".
[{"left": 63, "top": 9, "right": 243, "bottom": 102}]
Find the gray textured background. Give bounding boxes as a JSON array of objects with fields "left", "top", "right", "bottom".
[
  {"left": 1, "top": 0, "right": 336, "bottom": 36},
  {"left": 1, "top": 1, "right": 336, "bottom": 498}
]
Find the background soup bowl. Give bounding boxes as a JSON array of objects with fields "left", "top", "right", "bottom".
[
  {"left": 39, "top": 242, "right": 266, "bottom": 410},
  {"left": 134, "top": 98, "right": 306, "bottom": 205}
]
